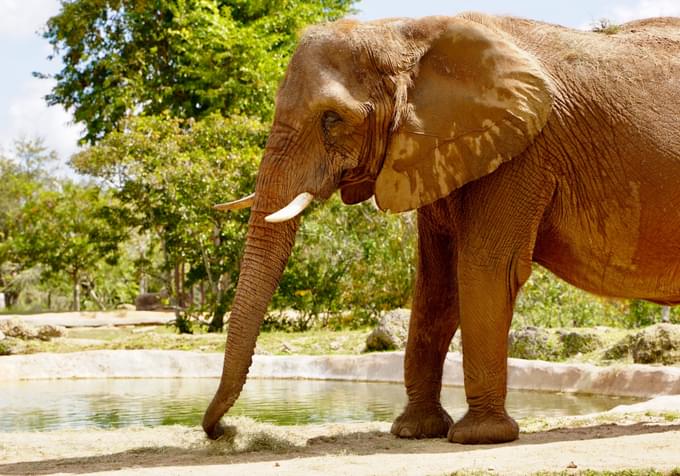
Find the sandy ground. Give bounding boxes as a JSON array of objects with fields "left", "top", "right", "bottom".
[{"left": 1, "top": 408, "right": 680, "bottom": 476}]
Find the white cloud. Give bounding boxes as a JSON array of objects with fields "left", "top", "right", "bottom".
[
  {"left": 0, "top": 0, "right": 60, "bottom": 39},
  {"left": 0, "top": 76, "right": 82, "bottom": 168},
  {"left": 612, "top": 0, "right": 680, "bottom": 23}
]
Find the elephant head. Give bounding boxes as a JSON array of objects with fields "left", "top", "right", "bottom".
[{"left": 203, "top": 14, "right": 553, "bottom": 439}]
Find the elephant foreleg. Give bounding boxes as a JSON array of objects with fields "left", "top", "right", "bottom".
[
  {"left": 447, "top": 251, "right": 523, "bottom": 444},
  {"left": 391, "top": 212, "right": 459, "bottom": 439}
]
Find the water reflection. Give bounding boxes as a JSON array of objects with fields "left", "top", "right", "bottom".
[{"left": 0, "top": 378, "right": 639, "bottom": 432}]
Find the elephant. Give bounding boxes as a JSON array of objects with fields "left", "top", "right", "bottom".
[{"left": 203, "top": 13, "right": 680, "bottom": 444}]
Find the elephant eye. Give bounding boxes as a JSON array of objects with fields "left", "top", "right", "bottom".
[{"left": 322, "top": 110, "right": 343, "bottom": 131}]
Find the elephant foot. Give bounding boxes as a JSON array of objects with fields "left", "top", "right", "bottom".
[
  {"left": 447, "top": 409, "right": 519, "bottom": 444},
  {"left": 391, "top": 403, "right": 453, "bottom": 438}
]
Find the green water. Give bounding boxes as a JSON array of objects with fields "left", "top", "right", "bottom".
[{"left": 0, "top": 378, "right": 640, "bottom": 432}]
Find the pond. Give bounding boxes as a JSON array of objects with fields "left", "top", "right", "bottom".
[{"left": 0, "top": 378, "right": 640, "bottom": 432}]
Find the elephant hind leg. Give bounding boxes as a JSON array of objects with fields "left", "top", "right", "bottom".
[{"left": 391, "top": 211, "right": 459, "bottom": 439}]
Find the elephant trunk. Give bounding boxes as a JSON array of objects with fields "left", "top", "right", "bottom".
[{"left": 202, "top": 194, "right": 298, "bottom": 439}]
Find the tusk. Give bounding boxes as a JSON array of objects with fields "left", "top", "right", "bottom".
[
  {"left": 265, "top": 192, "right": 314, "bottom": 223},
  {"left": 214, "top": 193, "right": 255, "bottom": 211}
]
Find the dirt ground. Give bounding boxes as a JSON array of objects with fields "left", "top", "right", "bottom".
[{"left": 1, "top": 413, "right": 680, "bottom": 476}]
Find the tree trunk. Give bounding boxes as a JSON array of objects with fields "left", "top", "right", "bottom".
[{"left": 72, "top": 272, "right": 80, "bottom": 312}]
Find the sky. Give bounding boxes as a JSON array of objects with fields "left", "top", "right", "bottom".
[{"left": 0, "top": 0, "right": 679, "bottom": 168}]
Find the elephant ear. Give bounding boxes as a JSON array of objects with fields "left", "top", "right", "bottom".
[{"left": 375, "top": 20, "right": 553, "bottom": 212}]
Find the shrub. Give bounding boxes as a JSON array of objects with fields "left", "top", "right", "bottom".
[
  {"left": 514, "top": 266, "right": 623, "bottom": 328},
  {"left": 0, "top": 340, "right": 11, "bottom": 355},
  {"left": 272, "top": 197, "right": 415, "bottom": 330}
]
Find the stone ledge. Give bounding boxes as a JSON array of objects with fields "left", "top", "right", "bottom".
[
  {"left": 1, "top": 350, "right": 679, "bottom": 398},
  {"left": 0, "top": 311, "right": 174, "bottom": 328}
]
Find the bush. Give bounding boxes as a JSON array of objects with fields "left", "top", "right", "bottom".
[
  {"left": 559, "top": 330, "right": 602, "bottom": 357},
  {"left": 0, "top": 340, "right": 11, "bottom": 355},
  {"left": 508, "top": 326, "right": 561, "bottom": 361},
  {"left": 272, "top": 197, "right": 415, "bottom": 330},
  {"left": 630, "top": 324, "right": 680, "bottom": 364},
  {"left": 514, "top": 266, "right": 623, "bottom": 328}
]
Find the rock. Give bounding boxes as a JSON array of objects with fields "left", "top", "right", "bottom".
[
  {"left": 135, "top": 291, "right": 168, "bottom": 311},
  {"left": 0, "top": 330, "right": 5, "bottom": 341},
  {"left": 364, "top": 309, "right": 463, "bottom": 353},
  {"left": 508, "top": 326, "right": 560, "bottom": 361},
  {"left": 0, "top": 320, "right": 65, "bottom": 341},
  {"left": 559, "top": 330, "right": 602, "bottom": 357},
  {"left": 630, "top": 324, "right": 680, "bottom": 364},
  {"left": 364, "top": 309, "right": 410, "bottom": 352},
  {"left": 604, "top": 334, "right": 634, "bottom": 360},
  {"left": 36, "top": 325, "right": 66, "bottom": 341},
  {"left": 117, "top": 303, "right": 136, "bottom": 311},
  {"left": 0, "top": 319, "right": 38, "bottom": 340}
]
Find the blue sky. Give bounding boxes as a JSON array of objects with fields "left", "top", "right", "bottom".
[{"left": 1, "top": 0, "right": 678, "bottom": 166}]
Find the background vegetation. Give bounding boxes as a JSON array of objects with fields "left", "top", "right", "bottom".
[{"left": 1, "top": 1, "right": 677, "bottom": 331}]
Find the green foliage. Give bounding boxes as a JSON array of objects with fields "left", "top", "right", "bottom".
[
  {"left": 559, "top": 330, "right": 602, "bottom": 357},
  {"left": 12, "top": 183, "right": 126, "bottom": 310},
  {"left": 623, "top": 300, "right": 680, "bottom": 328},
  {"left": 508, "top": 327, "right": 561, "bottom": 361},
  {"left": 272, "top": 197, "right": 415, "bottom": 330},
  {"left": 0, "top": 340, "right": 12, "bottom": 356},
  {"left": 1, "top": 140, "right": 61, "bottom": 308},
  {"left": 514, "top": 266, "right": 624, "bottom": 328},
  {"left": 86, "top": 251, "right": 140, "bottom": 309},
  {"left": 71, "top": 113, "right": 266, "bottom": 324},
  {"left": 42, "top": 0, "right": 357, "bottom": 143},
  {"left": 515, "top": 266, "right": 680, "bottom": 329}
]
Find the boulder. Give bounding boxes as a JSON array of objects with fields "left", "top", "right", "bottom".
[
  {"left": 603, "top": 335, "right": 632, "bottom": 360},
  {"left": 135, "top": 291, "right": 168, "bottom": 311},
  {"left": 631, "top": 324, "right": 680, "bottom": 364},
  {"left": 559, "top": 330, "right": 602, "bottom": 357},
  {"left": 364, "top": 309, "right": 410, "bottom": 351},
  {"left": 0, "top": 319, "right": 38, "bottom": 340},
  {"left": 508, "top": 326, "right": 560, "bottom": 361},
  {"left": 0, "top": 330, "right": 5, "bottom": 341},
  {"left": 36, "top": 324, "right": 66, "bottom": 341},
  {"left": 0, "top": 320, "right": 65, "bottom": 341},
  {"left": 364, "top": 309, "right": 462, "bottom": 352}
]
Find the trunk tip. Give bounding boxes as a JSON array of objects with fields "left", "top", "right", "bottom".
[{"left": 203, "top": 421, "right": 236, "bottom": 441}]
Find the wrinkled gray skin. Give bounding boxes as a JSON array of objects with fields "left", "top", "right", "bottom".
[{"left": 203, "top": 13, "right": 680, "bottom": 445}]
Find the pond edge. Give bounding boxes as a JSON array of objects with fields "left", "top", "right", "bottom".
[{"left": 1, "top": 350, "right": 679, "bottom": 398}]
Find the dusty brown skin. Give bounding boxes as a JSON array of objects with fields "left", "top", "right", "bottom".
[{"left": 203, "top": 14, "right": 680, "bottom": 444}]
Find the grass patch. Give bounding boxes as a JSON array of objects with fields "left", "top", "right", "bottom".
[
  {"left": 12, "top": 325, "right": 369, "bottom": 355},
  {"left": 519, "top": 411, "right": 680, "bottom": 435}
]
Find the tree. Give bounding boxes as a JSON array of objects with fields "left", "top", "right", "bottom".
[
  {"left": 41, "top": 0, "right": 357, "bottom": 143},
  {"left": 13, "top": 183, "right": 126, "bottom": 311},
  {"left": 0, "top": 139, "right": 58, "bottom": 308},
  {"left": 71, "top": 113, "right": 266, "bottom": 326}
]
